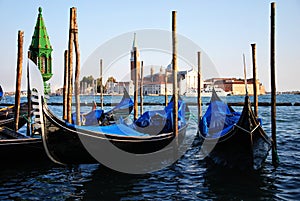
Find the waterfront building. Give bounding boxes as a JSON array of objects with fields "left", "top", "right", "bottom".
[
  {"left": 178, "top": 68, "right": 200, "bottom": 95},
  {"left": 106, "top": 80, "right": 134, "bottom": 95},
  {"left": 141, "top": 64, "right": 200, "bottom": 95},
  {"left": 205, "top": 78, "right": 266, "bottom": 95}
]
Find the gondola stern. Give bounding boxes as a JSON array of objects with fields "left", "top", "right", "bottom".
[{"left": 38, "top": 97, "right": 66, "bottom": 166}]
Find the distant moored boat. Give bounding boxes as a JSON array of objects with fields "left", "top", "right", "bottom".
[{"left": 184, "top": 86, "right": 231, "bottom": 97}]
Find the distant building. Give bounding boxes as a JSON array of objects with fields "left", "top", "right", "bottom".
[
  {"left": 55, "top": 88, "right": 63, "bottom": 96},
  {"left": 178, "top": 68, "right": 200, "bottom": 95},
  {"left": 143, "top": 66, "right": 169, "bottom": 95},
  {"left": 142, "top": 64, "right": 201, "bottom": 95},
  {"left": 106, "top": 33, "right": 199, "bottom": 96},
  {"left": 205, "top": 78, "right": 266, "bottom": 95},
  {"left": 143, "top": 81, "right": 173, "bottom": 95},
  {"left": 106, "top": 80, "right": 134, "bottom": 95}
]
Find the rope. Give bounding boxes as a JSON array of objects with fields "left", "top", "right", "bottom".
[
  {"left": 21, "top": 113, "right": 33, "bottom": 124},
  {"left": 234, "top": 123, "right": 260, "bottom": 134},
  {"left": 234, "top": 122, "right": 272, "bottom": 145}
]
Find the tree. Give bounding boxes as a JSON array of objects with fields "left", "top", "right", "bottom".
[
  {"left": 107, "top": 76, "right": 116, "bottom": 83},
  {"left": 96, "top": 77, "right": 104, "bottom": 93},
  {"left": 81, "top": 75, "right": 94, "bottom": 86},
  {"left": 104, "top": 76, "right": 117, "bottom": 93}
]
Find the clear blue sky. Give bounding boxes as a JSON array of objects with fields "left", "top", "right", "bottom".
[{"left": 0, "top": 0, "right": 299, "bottom": 92}]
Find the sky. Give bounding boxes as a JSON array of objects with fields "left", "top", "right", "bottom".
[{"left": 0, "top": 0, "right": 299, "bottom": 92}]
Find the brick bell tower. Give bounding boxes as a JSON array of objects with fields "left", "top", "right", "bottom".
[
  {"left": 29, "top": 7, "right": 53, "bottom": 94},
  {"left": 130, "top": 33, "right": 140, "bottom": 83}
]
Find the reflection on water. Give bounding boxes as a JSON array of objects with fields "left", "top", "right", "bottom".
[{"left": 0, "top": 94, "right": 299, "bottom": 200}]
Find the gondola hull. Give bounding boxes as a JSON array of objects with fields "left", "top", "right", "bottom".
[
  {"left": 0, "top": 127, "right": 48, "bottom": 164},
  {"left": 0, "top": 138, "right": 47, "bottom": 163},
  {"left": 0, "top": 116, "right": 28, "bottom": 130},
  {"left": 199, "top": 91, "right": 272, "bottom": 171},
  {"left": 42, "top": 103, "right": 187, "bottom": 165},
  {"left": 201, "top": 125, "right": 271, "bottom": 171},
  {"left": 0, "top": 103, "right": 30, "bottom": 130}
]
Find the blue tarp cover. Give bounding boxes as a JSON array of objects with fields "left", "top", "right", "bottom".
[
  {"left": 199, "top": 100, "right": 241, "bottom": 138},
  {"left": 106, "top": 96, "right": 133, "bottom": 114},
  {"left": 67, "top": 123, "right": 149, "bottom": 137},
  {"left": 135, "top": 98, "right": 187, "bottom": 133},
  {"left": 68, "top": 96, "right": 186, "bottom": 137},
  {"left": 72, "top": 109, "right": 103, "bottom": 126},
  {"left": 71, "top": 93, "right": 133, "bottom": 125}
]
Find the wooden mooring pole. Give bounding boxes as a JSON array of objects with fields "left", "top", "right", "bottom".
[
  {"left": 270, "top": 2, "right": 279, "bottom": 166},
  {"left": 14, "top": 30, "right": 23, "bottom": 131},
  {"left": 63, "top": 50, "right": 68, "bottom": 120},
  {"left": 172, "top": 11, "right": 178, "bottom": 138},
  {"left": 72, "top": 7, "right": 81, "bottom": 126},
  {"left": 66, "top": 7, "right": 81, "bottom": 125},
  {"left": 165, "top": 68, "right": 168, "bottom": 106},
  {"left": 197, "top": 51, "right": 202, "bottom": 124},
  {"left": 133, "top": 47, "right": 139, "bottom": 121},
  {"left": 67, "top": 8, "right": 74, "bottom": 124},
  {"left": 100, "top": 59, "right": 104, "bottom": 109},
  {"left": 140, "top": 61, "right": 144, "bottom": 115},
  {"left": 251, "top": 43, "right": 258, "bottom": 118},
  {"left": 26, "top": 59, "right": 32, "bottom": 136}
]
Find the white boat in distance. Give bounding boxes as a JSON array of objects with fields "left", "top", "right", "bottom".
[{"left": 184, "top": 86, "right": 231, "bottom": 97}]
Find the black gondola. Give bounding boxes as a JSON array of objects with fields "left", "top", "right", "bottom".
[
  {"left": 0, "top": 102, "right": 30, "bottom": 130},
  {"left": 0, "top": 85, "right": 3, "bottom": 101},
  {"left": 41, "top": 95, "right": 188, "bottom": 165},
  {"left": 0, "top": 126, "right": 48, "bottom": 163},
  {"left": 199, "top": 89, "right": 272, "bottom": 171},
  {"left": 0, "top": 101, "right": 48, "bottom": 163}
]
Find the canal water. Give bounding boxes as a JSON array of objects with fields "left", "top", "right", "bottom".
[{"left": 0, "top": 94, "right": 299, "bottom": 200}]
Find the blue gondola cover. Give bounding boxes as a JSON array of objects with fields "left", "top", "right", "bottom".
[{"left": 199, "top": 99, "right": 241, "bottom": 138}]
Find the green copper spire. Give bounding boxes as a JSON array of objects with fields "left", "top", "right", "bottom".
[{"left": 29, "top": 7, "right": 53, "bottom": 94}]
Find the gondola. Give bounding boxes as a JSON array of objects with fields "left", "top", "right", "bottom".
[
  {"left": 0, "top": 102, "right": 46, "bottom": 163},
  {"left": 0, "top": 126, "right": 47, "bottom": 163},
  {"left": 0, "top": 85, "right": 3, "bottom": 101},
  {"left": 199, "top": 89, "right": 272, "bottom": 171},
  {"left": 0, "top": 102, "right": 30, "bottom": 130},
  {"left": 41, "top": 95, "right": 188, "bottom": 165},
  {"left": 71, "top": 88, "right": 134, "bottom": 126}
]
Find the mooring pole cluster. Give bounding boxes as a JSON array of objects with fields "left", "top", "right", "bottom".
[{"left": 64, "top": 7, "right": 81, "bottom": 125}]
